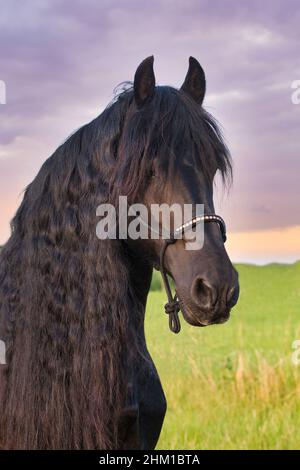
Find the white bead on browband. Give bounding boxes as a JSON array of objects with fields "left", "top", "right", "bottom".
[{"left": 175, "top": 214, "right": 221, "bottom": 233}]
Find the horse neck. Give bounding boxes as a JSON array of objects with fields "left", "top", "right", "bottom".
[{"left": 125, "top": 243, "right": 153, "bottom": 309}]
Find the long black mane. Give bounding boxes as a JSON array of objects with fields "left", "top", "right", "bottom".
[{"left": 0, "top": 84, "right": 231, "bottom": 449}]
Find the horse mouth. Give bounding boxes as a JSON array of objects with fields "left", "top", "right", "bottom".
[{"left": 177, "top": 295, "right": 231, "bottom": 327}]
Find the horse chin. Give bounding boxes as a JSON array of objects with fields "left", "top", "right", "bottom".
[{"left": 179, "top": 302, "right": 231, "bottom": 327}]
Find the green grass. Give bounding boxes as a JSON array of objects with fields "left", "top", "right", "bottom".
[{"left": 145, "top": 262, "right": 300, "bottom": 449}]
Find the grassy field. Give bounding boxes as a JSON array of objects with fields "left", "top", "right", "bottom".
[{"left": 145, "top": 262, "right": 300, "bottom": 450}]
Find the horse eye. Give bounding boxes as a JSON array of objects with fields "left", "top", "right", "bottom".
[{"left": 147, "top": 169, "right": 155, "bottom": 178}]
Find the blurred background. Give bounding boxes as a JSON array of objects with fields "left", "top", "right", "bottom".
[{"left": 0, "top": 0, "right": 299, "bottom": 449}]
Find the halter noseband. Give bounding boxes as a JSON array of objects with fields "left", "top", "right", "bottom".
[{"left": 159, "top": 214, "right": 227, "bottom": 334}]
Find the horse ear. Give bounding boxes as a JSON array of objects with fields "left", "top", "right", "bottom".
[
  {"left": 181, "top": 56, "right": 206, "bottom": 105},
  {"left": 134, "top": 56, "right": 155, "bottom": 107}
]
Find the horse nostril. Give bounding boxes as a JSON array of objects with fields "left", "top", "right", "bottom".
[
  {"left": 191, "top": 277, "right": 216, "bottom": 310},
  {"left": 226, "top": 283, "right": 240, "bottom": 308}
]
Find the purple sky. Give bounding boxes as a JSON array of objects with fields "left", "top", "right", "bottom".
[{"left": 0, "top": 0, "right": 299, "bottom": 261}]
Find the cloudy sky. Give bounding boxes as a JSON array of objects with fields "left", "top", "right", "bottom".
[{"left": 0, "top": 0, "right": 299, "bottom": 263}]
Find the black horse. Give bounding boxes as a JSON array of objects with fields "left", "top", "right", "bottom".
[{"left": 0, "top": 56, "right": 239, "bottom": 449}]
